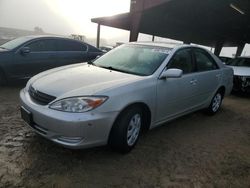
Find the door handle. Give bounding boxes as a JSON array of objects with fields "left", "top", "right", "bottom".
[
  {"left": 216, "top": 74, "right": 221, "bottom": 78},
  {"left": 190, "top": 79, "right": 197, "bottom": 85}
]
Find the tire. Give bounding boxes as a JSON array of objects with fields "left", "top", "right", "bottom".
[
  {"left": 206, "top": 91, "right": 223, "bottom": 115},
  {"left": 109, "top": 106, "right": 143, "bottom": 153}
]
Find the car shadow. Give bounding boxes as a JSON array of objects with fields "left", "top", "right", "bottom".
[{"left": 231, "top": 91, "right": 250, "bottom": 99}]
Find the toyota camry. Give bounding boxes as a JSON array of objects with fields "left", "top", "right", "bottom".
[{"left": 20, "top": 42, "right": 233, "bottom": 153}]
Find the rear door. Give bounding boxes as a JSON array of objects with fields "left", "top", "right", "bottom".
[
  {"left": 191, "top": 48, "right": 221, "bottom": 106},
  {"left": 54, "top": 39, "right": 88, "bottom": 65}
]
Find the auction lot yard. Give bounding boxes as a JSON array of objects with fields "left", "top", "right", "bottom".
[{"left": 0, "top": 85, "right": 250, "bottom": 187}]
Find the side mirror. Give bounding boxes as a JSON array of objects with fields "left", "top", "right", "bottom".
[
  {"left": 20, "top": 47, "right": 30, "bottom": 55},
  {"left": 159, "top": 68, "right": 183, "bottom": 79}
]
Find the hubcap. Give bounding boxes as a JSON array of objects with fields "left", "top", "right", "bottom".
[
  {"left": 212, "top": 93, "right": 222, "bottom": 112},
  {"left": 127, "top": 113, "right": 141, "bottom": 146}
]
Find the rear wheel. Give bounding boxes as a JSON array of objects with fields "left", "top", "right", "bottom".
[
  {"left": 206, "top": 91, "right": 223, "bottom": 115},
  {"left": 109, "top": 106, "right": 143, "bottom": 153}
]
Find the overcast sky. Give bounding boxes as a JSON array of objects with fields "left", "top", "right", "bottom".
[
  {"left": 0, "top": 0, "right": 249, "bottom": 56},
  {"left": 0, "top": 0, "right": 130, "bottom": 37}
]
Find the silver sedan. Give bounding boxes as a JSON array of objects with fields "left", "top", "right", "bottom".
[{"left": 20, "top": 42, "right": 233, "bottom": 153}]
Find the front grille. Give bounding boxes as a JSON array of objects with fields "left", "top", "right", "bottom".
[
  {"left": 29, "top": 86, "right": 56, "bottom": 105},
  {"left": 233, "top": 76, "right": 250, "bottom": 92}
]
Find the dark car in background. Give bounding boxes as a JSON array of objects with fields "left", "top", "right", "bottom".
[
  {"left": 227, "top": 57, "right": 250, "bottom": 92},
  {"left": 0, "top": 35, "right": 103, "bottom": 85}
]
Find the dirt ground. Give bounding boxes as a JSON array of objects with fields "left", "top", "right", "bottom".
[{"left": 0, "top": 85, "right": 249, "bottom": 188}]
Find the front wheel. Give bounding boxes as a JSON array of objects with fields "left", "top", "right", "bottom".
[
  {"left": 206, "top": 91, "right": 223, "bottom": 115},
  {"left": 109, "top": 106, "right": 143, "bottom": 153}
]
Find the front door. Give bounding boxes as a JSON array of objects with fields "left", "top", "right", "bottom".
[
  {"left": 12, "top": 39, "right": 57, "bottom": 78},
  {"left": 156, "top": 48, "right": 198, "bottom": 123}
]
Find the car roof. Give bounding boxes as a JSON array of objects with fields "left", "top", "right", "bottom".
[
  {"left": 13, "top": 35, "right": 87, "bottom": 44},
  {"left": 10, "top": 35, "right": 102, "bottom": 52},
  {"left": 129, "top": 42, "right": 212, "bottom": 53},
  {"left": 130, "top": 41, "right": 184, "bottom": 49},
  {"left": 19, "top": 35, "right": 75, "bottom": 40}
]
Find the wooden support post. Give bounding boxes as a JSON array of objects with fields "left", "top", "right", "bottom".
[
  {"left": 96, "top": 24, "right": 101, "bottom": 48},
  {"left": 214, "top": 41, "right": 224, "bottom": 56},
  {"left": 129, "top": 12, "right": 142, "bottom": 42},
  {"left": 236, "top": 43, "right": 245, "bottom": 57}
]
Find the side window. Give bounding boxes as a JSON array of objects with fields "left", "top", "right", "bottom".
[
  {"left": 56, "top": 40, "right": 87, "bottom": 51},
  {"left": 194, "top": 49, "right": 218, "bottom": 71},
  {"left": 26, "top": 39, "right": 56, "bottom": 52},
  {"left": 168, "top": 49, "right": 194, "bottom": 74}
]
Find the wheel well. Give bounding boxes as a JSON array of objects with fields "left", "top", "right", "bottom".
[
  {"left": 218, "top": 86, "right": 226, "bottom": 98},
  {"left": 114, "top": 103, "right": 151, "bottom": 132}
]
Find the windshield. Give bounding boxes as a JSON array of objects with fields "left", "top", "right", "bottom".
[
  {"left": 228, "top": 58, "right": 250, "bottom": 67},
  {"left": 0, "top": 37, "right": 32, "bottom": 50},
  {"left": 93, "top": 44, "right": 171, "bottom": 76}
]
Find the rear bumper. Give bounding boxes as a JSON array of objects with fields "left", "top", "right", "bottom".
[{"left": 20, "top": 89, "right": 118, "bottom": 149}]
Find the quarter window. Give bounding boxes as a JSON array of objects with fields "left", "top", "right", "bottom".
[
  {"left": 194, "top": 49, "right": 218, "bottom": 71},
  {"left": 168, "top": 49, "right": 195, "bottom": 74}
]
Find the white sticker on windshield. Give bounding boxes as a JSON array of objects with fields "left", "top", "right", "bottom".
[{"left": 151, "top": 49, "right": 171, "bottom": 54}]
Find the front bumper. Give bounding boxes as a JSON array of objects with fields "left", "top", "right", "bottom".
[
  {"left": 20, "top": 89, "right": 118, "bottom": 149},
  {"left": 233, "top": 75, "right": 250, "bottom": 92}
]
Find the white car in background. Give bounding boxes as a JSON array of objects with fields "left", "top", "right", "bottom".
[
  {"left": 227, "top": 57, "right": 250, "bottom": 92},
  {"left": 20, "top": 42, "right": 233, "bottom": 153}
]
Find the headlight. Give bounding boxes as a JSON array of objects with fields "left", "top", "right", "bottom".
[
  {"left": 49, "top": 96, "right": 108, "bottom": 113},
  {"left": 240, "top": 76, "right": 247, "bottom": 82}
]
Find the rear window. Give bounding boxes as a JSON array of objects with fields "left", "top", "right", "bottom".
[{"left": 88, "top": 45, "right": 102, "bottom": 52}]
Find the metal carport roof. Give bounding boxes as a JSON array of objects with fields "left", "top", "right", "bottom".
[{"left": 92, "top": 0, "right": 250, "bottom": 56}]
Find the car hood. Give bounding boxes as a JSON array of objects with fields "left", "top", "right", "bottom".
[
  {"left": 228, "top": 66, "right": 250, "bottom": 77},
  {"left": 30, "top": 64, "right": 141, "bottom": 98}
]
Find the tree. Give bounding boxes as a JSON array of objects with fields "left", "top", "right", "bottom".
[{"left": 34, "top": 27, "right": 44, "bottom": 34}]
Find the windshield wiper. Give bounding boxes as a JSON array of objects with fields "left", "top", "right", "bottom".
[
  {"left": 98, "top": 65, "right": 145, "bottom": 76},
  {"left": 93, "top": 64, "right": 147, "bottom": 76},
  {"left": 99, "top": 66, "right": 126, "bottom": 73},
  {"left": 87, "top": 61, "right": 97, "bottom": 66},
  {"left": 105, "top": 66, "right": 119, "bottom": 71}
]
